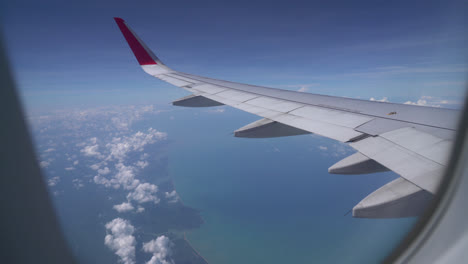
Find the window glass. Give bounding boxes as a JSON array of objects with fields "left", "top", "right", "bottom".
[{"left": 3, "top": 1, "right": 467, "bottom": 263}]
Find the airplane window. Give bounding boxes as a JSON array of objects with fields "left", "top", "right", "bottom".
[{"left": 2, "top": 1, "right": 467, "bottom": 263}]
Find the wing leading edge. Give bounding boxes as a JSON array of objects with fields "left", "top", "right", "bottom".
[{"left": 113, "top": 17, "right": 459, "bottom": 218}]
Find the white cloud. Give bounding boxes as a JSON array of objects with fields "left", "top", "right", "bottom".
[
  {"left": 32, "top": 105, "right": 170, "bottom": 215},
  {"left": 94, "top": 175, "right": 111, "bottom": 187},
  {"left": 137, "top": 207, "right": 145, "bottom": 213},
  {"left": 206, "top": 107, "right": 226, "bottom": 113},
  {"left": 404, "top": 99, "right": 432, "bottom": 106},
  {"left": 164, "top": 191, "right": 179, "bottom": 203},
  {"left": 317, "top": 143, "right": 353, "bottom": 157},
  {"left": 72, "top": 179, "right": 84, "bottom": 189},
  {"left": 65, "top": 167, "right": 75, "bottom": 171},
  {"left": 90, "top": 163, "right": 101, "bottom": 170},
  {"left": 81, "top": 144, "right": 102, "bottom": 157},
  {"left": 94, "top": 163, "right": 140, "bottom": 190},
  {"left": 114, "top": 163, "right": 140, "bottom": 190},
  {"left": 105, "top": 218, "right": 136, "bottom": 264},
  {"left": 113, "top": 202, "right": 134, "bottom": 213},
  {"left": 48, "top": 176, "right": 60, "bottom": 186},
  {"left": 98, "top": 167, "right": 111, "bottom": 175},
  {"left": 142, "top": 236, "right": 174, "bottom": 264},
  {"left": 40, "top": 161, "right": 50, "bottom": 168},
  {"left": 106, "top": 128, "right": 167, "bottom": 162},
  {"left": 370, "top": 97, "right": 389, "bottom": 102},
  {"left": 135, "top": 160, "right": 149, "bottom": 169},
  {"left": 402, "top": 95, "right": 456, "bottom": 108},
  {"left": 44, "top": 148, "right": 56, "bottom": 153},
  {"left": 278, "top": 83, "right": 320, "bottom": 92},
  {"left": 90, "top": 137, "right": 98, "bottom": 144},
  {"left": 127, "top": 183, "right": 159, "bottom": 204},
  {"left": 297, "top": 86, "right": 308, "bottom": 92}
]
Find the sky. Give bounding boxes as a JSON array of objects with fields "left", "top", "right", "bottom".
[{"left": 2, "top": 0, "right": 468, "bottom": 112}]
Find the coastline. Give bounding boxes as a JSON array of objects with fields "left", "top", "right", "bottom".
[
  {"left": 184, "top": 231, "right": 210, "bottom": 264},
  {"left": 169, "top": 178, "right": 209, "bottom": 264}
]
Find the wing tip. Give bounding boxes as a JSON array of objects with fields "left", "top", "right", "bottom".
[
  {"left": 113, "top": 17, "right": 125, "bottom": 23},
  {"left": 113, "top": 17, "right": 160, "bottom": 66}
]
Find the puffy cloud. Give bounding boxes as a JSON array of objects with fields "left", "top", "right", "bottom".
[
  {"left": 142, "top": 236, "right": 174, "bottom": 264},
  {"left": 105, "top": 218, "right": 136, "bottom": 264},
  {"left": 331, "top": 143, "right": 353, "bottom": 157},
  {"left": 90, "top": 137, "right": 98, "bottom": 144},
  {"left": 105, "top": 128, "right": 166, "bottom": 162},
  {"left": 165, "top": 190, "right": 179, "bottom": 203},
  {"left": 135, "top": 160, "right": 149, "bottom": 169},
  {"left": 402, "top": 95, "right": 462, "bottom": 108},
  {"left": 317, "top": 143, "right": 353, "bottom": 157},
  {"left": 113, "top": 202, "right": 134, "bottom": 213},
  {"left": 81, "top": 144, "right": 101, "bottom": 157},
  {"left": 90, "top": 163, "right": 101, "bottom": 170},
  {"left": 39, "top": 161, "right": 50, "bottom": 168},
  {"left": 370, "top": 97, "right": 389, "bottom": 102},
  {"left": 114, "top": 163, "right": 140, "bottom": 190},
  {"left": 206, "top": 107, "right": 226, "bottom": 113},
  {"left": 72, "top": 179, "right": 84, "bottom": 189},
  {"left": 127, "top": 183, "right": 159, "bottom": 204},
  {"left": 44, "top": 148, "right": 56, "bottom": 153},
  {"left": 65, "top": 167, "right": 75, "bottom": 171},
  {"left": 98, "top": 167, "right": 111, "bottom": 175},
  {"left": 279, "top": 83, "right": 319, "bottom": 92},
  {"left": 32, "top": 105, "right": 169, "bottom": 217},
  {"left": 404, "top": 98, "right": 433, "bottom": 106},
  {"left": 48, "top": 176, "right": 60, "bottom": 186},
  {"left": 136, "top": 207, "right": 145, "bottom": 213},
  {"left": 94, "top": 163, "right": 140, "bottom": 190},
  {"left": 94, "top": 175, "right": 111, "bottom": 187},
  {"left": 29, "top": 105, "right": 164, "bottom": 138}
]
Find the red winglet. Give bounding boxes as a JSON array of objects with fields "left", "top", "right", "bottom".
[{"left": 114, "top": 17, "right": 157, "bottom": 65}]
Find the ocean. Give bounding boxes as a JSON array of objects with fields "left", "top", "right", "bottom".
[{"left": 164, "top": 107, "right": 418, "bottom": 264}]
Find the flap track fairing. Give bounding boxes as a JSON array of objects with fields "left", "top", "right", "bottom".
[
  {"left": 234, "top": 118, "right": 310, "bottom": 138},
  {"left": 172, "top": 94, "right": 224, "bottom": 107}
]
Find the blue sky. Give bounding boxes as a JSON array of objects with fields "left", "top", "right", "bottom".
[{"left": 2, "top": 0, "right": 467, "bottom": 111}]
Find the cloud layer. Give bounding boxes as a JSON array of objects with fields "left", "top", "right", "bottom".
[
  {"left": 30, "top": 105, "right": 181, "bottom": 263},
  {"left": 79, "top": 127, "right": 168, "bottom": 212}
]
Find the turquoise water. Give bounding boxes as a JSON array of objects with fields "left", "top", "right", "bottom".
[{"left": 164, "top": 108, "right": 418, "bottom": 264}]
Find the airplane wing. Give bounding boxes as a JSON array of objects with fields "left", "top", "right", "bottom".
[{"left": 114, "top": 17, "right": 459, "bottom": 218}]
